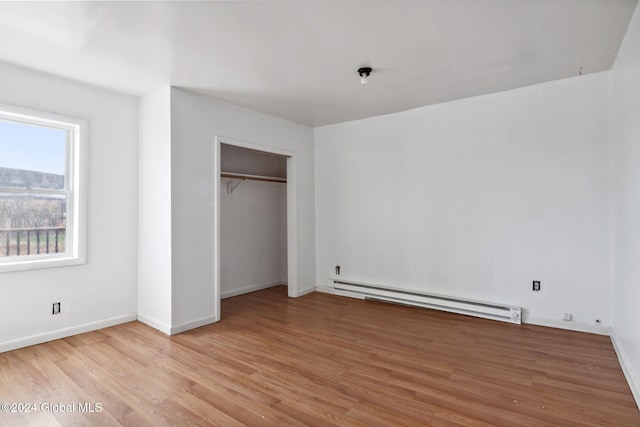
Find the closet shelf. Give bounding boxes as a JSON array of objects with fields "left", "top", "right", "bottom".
[{"left": 221, "top": 172, "right": 287, "bottom": 183}]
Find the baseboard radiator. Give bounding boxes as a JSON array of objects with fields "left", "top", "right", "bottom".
[{"left": 327, "top": 278, "right": 521, "bottom": 324}]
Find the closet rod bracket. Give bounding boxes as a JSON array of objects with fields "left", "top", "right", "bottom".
[{"left": 227, "top": 178, "right": 246, "bottom": 194}]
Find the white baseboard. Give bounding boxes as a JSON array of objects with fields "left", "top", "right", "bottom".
[
  {"left": 610, "top": 328, "right": 640, "bottom": 409},
  {"left": 523, "top": 315, "right": 610, "bottom": 335},
  {"left": 137, "top": 313, "right": 172, "bottom": 335},
  {"left": 170, "top": 315, "right": 218, "bottom": 335},
  {"left": 293, "top": 286, "right": 316, "bottom": 297},
  {"left": 221, "top": 280, "right": 282, "bottom": 299},
  {"left": 0, "top": 314, "right": 137, "bottom": 353},
  {"left": 138, "top": 313, "right": 219, "bottom": 336}
]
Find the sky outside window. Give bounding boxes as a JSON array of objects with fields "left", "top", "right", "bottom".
[{"left": 0, "top": 119, "right": 66, "bottom": 175}]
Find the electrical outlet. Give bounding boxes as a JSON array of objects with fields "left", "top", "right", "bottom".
[
  {"left": 532, "top": 281, "right": 541, "bottom": 291},
  {"left": 335, "top": 265, "right": 341, "bottom": 276},
  {"left": 52, "top": 302, "right": 61, "bottom": 315},
  {"left": 563, "top": 312, "right": 572, "bottom": 321}
]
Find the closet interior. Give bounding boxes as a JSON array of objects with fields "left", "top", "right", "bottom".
[{"left": 219, "top": 143, "right": 288, "bottom": 298}]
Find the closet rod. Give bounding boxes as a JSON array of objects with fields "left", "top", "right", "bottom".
[{"left": 221, "top": 172, "right": 287, "bottom": 183}]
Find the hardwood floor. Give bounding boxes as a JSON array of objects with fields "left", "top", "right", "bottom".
[{"left": 1, "top": 286, "right": 638, "bottom": 426}]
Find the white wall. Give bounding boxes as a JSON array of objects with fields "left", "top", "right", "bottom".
[
  {"left": 0, "top": 63, "right": 138, "bottom": 351},
  {"left": 220, "top": 179, "right": 284, "bottom": 298},
  {"left": 315, "top": 72, "right": 611, "bottom": 330},
  {"left": 611, "top": 2, "right": 640, "bottom": 404},
  {"left": 169, "top": 87, "right": 315, "bottom": 329},
  {"left": 138, "top": 88, "right": 172, "bottom": 333}
]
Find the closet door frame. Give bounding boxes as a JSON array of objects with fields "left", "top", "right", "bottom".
[{"left": 213, "top": 136, "right": 298, "bottom": 319}]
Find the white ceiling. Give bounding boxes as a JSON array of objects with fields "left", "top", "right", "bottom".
[{"left": 0, "top": 1, "right": 637, "bottom": 127}]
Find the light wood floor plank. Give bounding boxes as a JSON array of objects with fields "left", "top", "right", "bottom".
[{"left": 1, "top": 286, "right": 639, "bottom": 426}]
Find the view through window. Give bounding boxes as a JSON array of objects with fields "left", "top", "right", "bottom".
[{"left": 0, "top": 113, "right": 73, "bottom": 263}]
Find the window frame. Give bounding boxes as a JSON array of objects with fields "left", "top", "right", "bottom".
[{"left": 0, "top": 103, "right": 87, "bottom": 273}]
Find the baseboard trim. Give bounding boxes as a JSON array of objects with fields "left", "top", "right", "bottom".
[
  {"left": 0, "top": 314, "right": 137, "bottom": 353},
  {"left": 294, "top": 286, "right": 316, "bottom": 297},
  {"left": 221, "top": 280, "right": 282, "bottom": 299},
  {"left": 137, "top": 314, "right": 172, "bottom": 335},
  {"left": 522, "top": 315, "right": 610, "bottom": 335},
  {"left": 170, "top": 315, "right": 218, "bottom": 335},
  {"left": 610, "top": 328, "right": 640, "bottom": 408}
]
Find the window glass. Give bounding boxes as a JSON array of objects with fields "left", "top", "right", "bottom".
[
  {"left": 0, "top": 109, "right": 80, "bottom": 268},
  {"left": 0, "top": 192, "right": 66, "bottom": 257},
  {"left": 0, "top": 120, "right": 66, "bottom": 190}
]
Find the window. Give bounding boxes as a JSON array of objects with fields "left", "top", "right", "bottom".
[{"left": 0, "top": 104, "right": 87, "bottom": 272}]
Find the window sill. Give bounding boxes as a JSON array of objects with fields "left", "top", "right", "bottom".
[{"left": 0, "top": 254, "right": 86, "bottom": 273}]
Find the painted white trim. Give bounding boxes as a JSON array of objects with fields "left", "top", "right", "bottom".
[
  {"left": 137, "top": 314, "right": 172, "bottom": 335},
  {"left": 0, "top": 103, "right": 88, "bottom": 273},
  {"left": 213, "top": 137, "right": 222, "bottom": 325},
  {"left": 214, "top": 135, "right": 299, "bottom": 319},
  {"left": 221, "top": 281, "right": 282, "bottom": 299},
  {"left": 0, "top": 255, "right": 87, "bottom": 273},
  {"left": 0, "top": 314, "right": 136, "bottom": 353},
  {"left": 216, "top": 135, "right": 296, "bottom": 158},
  {"left": 293, "top": 286, "right": 316, "bottom": 297},
  {"left": 522, "top": 315, "right": 610, "bottom": 335},
  {"left": 610, "top": 328, "right": 640, "bottom": 408},
  {"left": 286, "top": 154, "right": 298, "bottom": 298},
  {"left": 170, "top": 315, "right": 218, "bottom": 335}
]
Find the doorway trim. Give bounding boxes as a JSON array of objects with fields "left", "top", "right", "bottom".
[{"left": 213, "top": 136, "right": 298, "bottom": 319}]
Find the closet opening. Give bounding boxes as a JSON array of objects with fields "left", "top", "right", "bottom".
[{"left": 213, "top": 137, "right": 298, "bottom": 320}]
